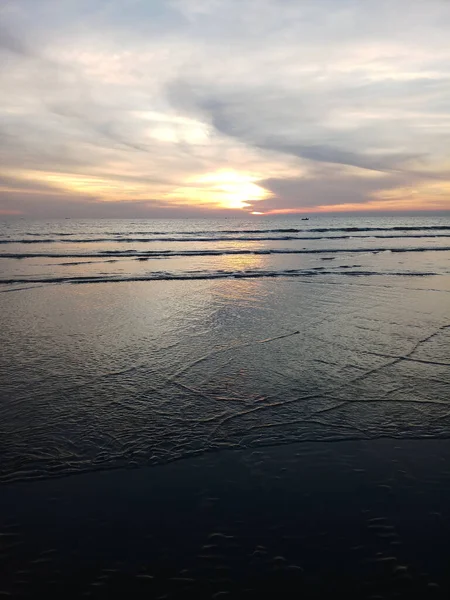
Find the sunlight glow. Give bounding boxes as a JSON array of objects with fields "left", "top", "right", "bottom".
[
  {"left": 5, "top": 169, "right": 171, "bottom": 202},
  {"left": 174, "top": 170, "right": 272, "bottom": 210}
]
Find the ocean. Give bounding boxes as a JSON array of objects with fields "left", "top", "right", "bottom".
[{"left": 1, "top": 215, "right": 450, "bottom": 598}]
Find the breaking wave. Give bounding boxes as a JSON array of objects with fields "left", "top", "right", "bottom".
[
  {"left": 12, "top": 224, "right": 450, "bottom": 237},
  {"left": 1, "top": 245, "right": 450, "bottom": 260},
  {"left": 0, "top": 268, "right": 439, "bottom": 287},
  {"left": 3, "top": 231, "right": 450, "bottom": 245}
]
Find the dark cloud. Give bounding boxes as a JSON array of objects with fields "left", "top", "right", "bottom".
[
  {"left": 250, "top": 169, "right": 412, "bottom": 212},
  {"left": 0, "top": 25, "right": 31, "bottom": 56},
  {"left": 168, "top": 83, "right": 425, "bottom": 174},
  {"left": 251, "top": 142, "right": 416, "bottom": 173}
]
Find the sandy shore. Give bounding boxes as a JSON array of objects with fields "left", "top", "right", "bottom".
[{"left": 1, "top": 438, "right": 450, "bottom": 598}]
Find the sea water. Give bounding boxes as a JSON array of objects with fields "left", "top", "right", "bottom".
[{"left": 0, "top": 215, "right": 449, "bottom": 597}]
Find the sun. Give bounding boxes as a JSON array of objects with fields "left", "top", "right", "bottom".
[
  {"left": 217, "top": 180, "right": 269, "bottom": 209},
  {"left": 178, "top": 170, "right": 271, "bottom": 210}
]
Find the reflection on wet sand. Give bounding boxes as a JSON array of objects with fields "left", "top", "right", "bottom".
[{"left": 1, "top": 276, "right": 449, "bottom": 483}]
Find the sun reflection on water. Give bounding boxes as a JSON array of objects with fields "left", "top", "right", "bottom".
[{"left": 217, "top": 241, "right": 267, "bottom": 272}]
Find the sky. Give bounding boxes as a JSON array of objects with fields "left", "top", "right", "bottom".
[{"left": 0, "top": 0, "right": 449, "bottom": 218}]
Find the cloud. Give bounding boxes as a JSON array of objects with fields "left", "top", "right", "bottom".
[
  {"left": 0, "top": 0, "right": 450, "bottom": 216},
  {"left": 167, "top": 74, "right": 447, "bottom": 175},
  {"left": 0, "top": 190, "right": 245, "bottom": 218},
  {"left": 253, "top": 169, "right": 409, "bottom": 213},
  {"left": 0, "top": 25, "right": 31, "bottom": 56}
]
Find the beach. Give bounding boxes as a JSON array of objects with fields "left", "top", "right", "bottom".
[{"left": 1, "top": 216, "right": 450, "bottom": 597}]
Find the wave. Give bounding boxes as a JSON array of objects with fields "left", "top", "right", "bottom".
[
  {"left": 2, "top": 246, "right": 450, "bottom": 259},
  {"left": 12, "top": 225, "right": 450, "bottom": 237},
  {"left": 0, "top": 268, "right": 439, "bottom": 286},
  {"left": 149, "top": 225, "right": 450, "bottom": 234},
  {"left": 3, "top": 232, "right": 450, "bottom": 244}
]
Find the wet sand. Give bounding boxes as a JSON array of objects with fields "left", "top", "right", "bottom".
[{"left": 1, "top": 438, "right": 450, "bottom": 599}]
